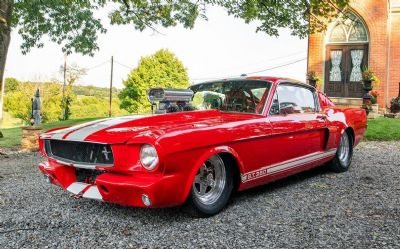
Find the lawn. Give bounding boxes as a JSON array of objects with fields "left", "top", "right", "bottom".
[
  {"left": 364, "top": 117, "right": 400, "bottom": 141},
  {"left": 1, "top": 112, "right": 24, "bottom": 128},
  {"left": 0, "top": 117, "right": 102, "bottom": 148}
]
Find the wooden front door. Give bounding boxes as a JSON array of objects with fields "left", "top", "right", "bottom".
[{"left": 325, "top": 45, "right": 368, "bottom": 98}]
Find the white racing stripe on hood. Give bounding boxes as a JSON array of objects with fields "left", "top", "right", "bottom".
[
  {"left": 64, "top": 115, "right": 148, "bottom": 141},
  {"left": 49, "top": 119, "right": 109, "bottom": 140}
]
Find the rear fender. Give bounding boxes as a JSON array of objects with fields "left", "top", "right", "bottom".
[
  {"left": 343, "top": 108, "right": 367, "bottom": 147},
  {"left": 326, "top": 107, "right": 367, "bottom": 149}
]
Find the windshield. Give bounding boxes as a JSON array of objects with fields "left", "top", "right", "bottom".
[{"left": 189, "top": 80, "right": 271, "bottom": 114}]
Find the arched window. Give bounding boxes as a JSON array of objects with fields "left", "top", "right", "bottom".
[{"left": 328, "top": 12, "right": 368, "bottom": 43}]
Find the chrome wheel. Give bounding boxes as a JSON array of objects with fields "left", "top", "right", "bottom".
[
  {"left": 338, "top": 132, "right": 350, "bottom": 166},
  {"left": 192, "top": 155, "right": 226, "bottom": 205}
]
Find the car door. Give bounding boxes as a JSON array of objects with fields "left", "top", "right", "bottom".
[{"left": 267, "top": 83, "right": 327, "bottom": 167}]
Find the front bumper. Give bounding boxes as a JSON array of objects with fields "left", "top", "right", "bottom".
[{"left": 38, "top": 161, "right": 184, "bottom": 208}]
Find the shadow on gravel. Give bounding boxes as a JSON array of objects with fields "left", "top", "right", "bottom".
[
  {"left": 91, "top": 199, "right": 193, "bottom": 221},
  {"left": 88, "top": 165, "right": 334, "bottom": 220}
]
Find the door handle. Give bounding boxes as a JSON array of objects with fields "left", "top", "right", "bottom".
[{"left": 316, "top": 114, "right": 327, "bottom": 120}]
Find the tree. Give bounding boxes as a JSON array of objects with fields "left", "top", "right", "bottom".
[
  {"left": 0, "top": 0, "right": 107, "bottom": 132},
  {"left": 70, "top": 96, "right": 129, "bottom": 119},
  {"left": 0, "top": 0, "right": 351, "bottom": 133},
  {"left": 3, "top": 81, "right": 63, "bottom": 123},
  {"left": 119, "top": 49, "right": 189, "bottom": 113},
  {"left": 59, "top": 63, "right": 87, "bottom": 120},
  {"left": 3, "top": 79, "right": 129, "bottom": 123},
  {"left": 4, "top": 77, "right": 20, "bottom": 93},
  {"left": 60, "top": 64, "right": 88, "bottom": 87}
]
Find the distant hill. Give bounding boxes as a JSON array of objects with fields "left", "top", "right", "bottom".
[
  {"left": 3, "top": 79, "right": 130, "bottom": 125},
  {"left": 73, "top": 85, "right": 121, "bottom": 98},
  {"left": 4, "top": 78, "right": 121, "bottom": 98}
]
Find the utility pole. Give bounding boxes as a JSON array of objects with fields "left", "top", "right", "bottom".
[
  {"left": 61, "top": 54, "right": 67, "bottom": 120},
  {"left": 109, "top": 56, "right": 114, "bottom": 117}
]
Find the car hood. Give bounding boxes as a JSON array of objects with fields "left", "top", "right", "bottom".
[{"left": 42, "top": 110, "right": 261, "bottom": 144}]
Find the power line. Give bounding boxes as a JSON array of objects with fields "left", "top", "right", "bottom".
[
  {"left": 236, "top": 50, "right": 306, "bottom": 69},
  {"left": 246, "top": 57, "right": 307, "bottom": 75},
  {"left": 114, "top": 60, "right": 132, "bottom": 70},
  {"left": 86, "top": 60, "right": 110, "bottom": 71},
  {"left": 267, "top": 50, "right": 306, "bottom": 61},
  {"left": 192, "top": 50, "right": 306, "bottom": 79},
  {"left": 191, "top": 57, "right": 307, "bottom": 81},
  {"left": 80, "top": 54, "right": 306, "bottom": 84}
]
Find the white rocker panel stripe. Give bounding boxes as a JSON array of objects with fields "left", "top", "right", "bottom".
[
  {"left": 82, "top": 186, "right": 103, "bottom": 201},
  {"left": 66, "top": 182, "right": 90, "bottom": 195},
  {"left": 241, "top": 149, "right": 337, "bottom": 183}
]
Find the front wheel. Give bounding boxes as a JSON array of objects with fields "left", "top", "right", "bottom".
[
  {"left": 186, "top": 154, "right": 233, "bottom": 217},
  {"left": 328, "top": 131, "right": 353, "bottom": 173}
]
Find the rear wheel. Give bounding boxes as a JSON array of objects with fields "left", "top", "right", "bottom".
[
  {"left": 186, "top": 154, "right": 233, "bottom": 217},
  {"left": 328, "top": 131, "right": 353, "bottom": 173}
]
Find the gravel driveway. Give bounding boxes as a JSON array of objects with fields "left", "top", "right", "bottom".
[{"left": 0, "top": 141, "right": 399, "bottom": 248}]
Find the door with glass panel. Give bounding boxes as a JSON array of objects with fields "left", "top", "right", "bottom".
[
  {"left": 268, "top": 83, "right": 327, "bottom": 164},
  {"left": 324, "top": 11, "right": 369, "bottom": 98},
  {"left": 325, "top": 45, "right": 368, "bottom": 98}
]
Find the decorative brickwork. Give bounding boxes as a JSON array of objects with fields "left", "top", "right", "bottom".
[{"left": 308, "top": 0, "right": 400, "bottom": 109}]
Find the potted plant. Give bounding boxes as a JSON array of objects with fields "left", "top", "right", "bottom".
[
  {"left": 307, "top": 71, "right": 320, "bottom": 88},
  {"left": 362, "top": 102, "right": 372, "bottom": 115},
  {"left": 361, "top": 67, "right": 381, "bottom": 116},
  {"left": 362, "top": 67, "right": 378, "bottom": 90},
  {"left": 370, "top": 90, "right": 379, "bottom": 105},
  {"left": 390, "top": 83, "right": 400, "bottom": 114}
]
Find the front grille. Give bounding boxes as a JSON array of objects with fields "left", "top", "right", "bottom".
[{"left": 44, "top": 140, "right": 114, "bottom": 166}]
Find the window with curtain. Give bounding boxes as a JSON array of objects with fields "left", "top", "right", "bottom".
[{"left": 330, "top": 50, "right": 342, "bottom": 82}]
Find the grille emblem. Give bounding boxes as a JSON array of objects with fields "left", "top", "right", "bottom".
[{"left": 101, "top": 147, "right": 111, "bottom": 161}]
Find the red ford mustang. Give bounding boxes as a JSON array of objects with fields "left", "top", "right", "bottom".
[{"left": 38, "top": 77, "right": 367, "bottom": 216}]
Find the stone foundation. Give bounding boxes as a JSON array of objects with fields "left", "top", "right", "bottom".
[
  {"left": 21, "top": 126, "right": 43, "bottom": 152},
  {"left": 368, "top": 104, "right": 382, "bottom": 119},
  {"left": 384, "top": 113, "right": 400, "bottom": 118}
]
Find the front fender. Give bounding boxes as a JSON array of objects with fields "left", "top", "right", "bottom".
[{"left": 180, "top": 146, "right": 245, "bottom": 205}]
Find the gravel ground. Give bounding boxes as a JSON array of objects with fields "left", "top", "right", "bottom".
[{"left": 0, "top": 141, "right": 399, "bottom": 249}]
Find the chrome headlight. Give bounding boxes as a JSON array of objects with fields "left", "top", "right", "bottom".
[{"left": 140, "top": 144, "right": 159, "bottom": 171}]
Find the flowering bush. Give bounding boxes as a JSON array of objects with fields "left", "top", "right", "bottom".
[
  {"left": 370, "top": 90, "right": 379, "bottom": 98},
  {"left": 306, "top": 71, "right": 320, "bottom": 81},
  {"left": 362, "top": 68, "right": 376, "bottom": 81},
  {"left": 391, "top": 97, "right": 400, "bottom": 113},
  {"left": 370, "top": 90, "right": 379, "bottom": 104},
  {"left": 362, "top": 67, "right": 381, "bottom": 87}
]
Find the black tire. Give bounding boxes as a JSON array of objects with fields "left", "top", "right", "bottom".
[
  {"left": 185, "top": 154, "right": 233, "bottom": 217},
  {"left": 328, "top": 130, "right": 354, "bottom": 173}
]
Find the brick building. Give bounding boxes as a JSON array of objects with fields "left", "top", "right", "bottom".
[{"left": 308, "top": 0, "right": 400, "bottom": 109}]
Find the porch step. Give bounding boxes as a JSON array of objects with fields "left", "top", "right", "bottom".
[{"left": 330, "top": 97, "right": 363, "bottom": 108}]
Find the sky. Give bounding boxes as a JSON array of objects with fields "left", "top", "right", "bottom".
[{"left": 5, "top": 6, "right": 308, "bottom": 89}]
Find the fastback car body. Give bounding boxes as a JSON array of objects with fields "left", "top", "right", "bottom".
[{"left": 38, "top": 76, "right": 367, "bottom": 216}]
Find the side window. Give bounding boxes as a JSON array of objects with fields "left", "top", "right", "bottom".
[{"left": 274, "top": 84, "right": 316, "bottom": 115}]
